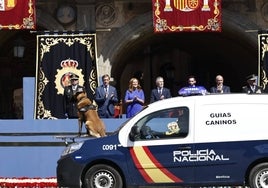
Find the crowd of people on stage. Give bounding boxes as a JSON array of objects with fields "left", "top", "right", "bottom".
[{"left": 63, "top": 72, "right": 264, "bottom": 119}]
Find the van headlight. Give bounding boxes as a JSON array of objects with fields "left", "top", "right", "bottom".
[{"left": 61, "top": 142, "right": 83, "bottom": 156}]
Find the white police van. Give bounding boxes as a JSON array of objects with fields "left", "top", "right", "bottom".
[{"left": 57, "top": 94, "right": 268, "bottom": 188}]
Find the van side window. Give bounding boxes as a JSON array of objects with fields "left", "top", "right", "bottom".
[{"left": 133, "top": 107, "right": 189, "bottom": 140}]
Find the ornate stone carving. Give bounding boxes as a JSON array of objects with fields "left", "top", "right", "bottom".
[
  {"left": 96, "top": 3, "right": 117, "bottom": 27},
  {"left": 261, "top": 2, "right": 268, "bottom": 22}
]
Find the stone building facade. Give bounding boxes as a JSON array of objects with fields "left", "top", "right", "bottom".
[{"left": 0, "top": 0, "right": 267, "bottom": 117}]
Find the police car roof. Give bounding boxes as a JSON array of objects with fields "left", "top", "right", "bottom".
[{"left": 148, "top": 93, "right": 268, "bottom": 108}]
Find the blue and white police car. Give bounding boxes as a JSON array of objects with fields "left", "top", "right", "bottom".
[{"left": 57, "top": 94, "right": 268, "bottom": 188}]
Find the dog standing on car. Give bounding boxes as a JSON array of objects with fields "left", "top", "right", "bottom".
[{"left": 75, "top": 88, "right": 106, "bottom": 137}]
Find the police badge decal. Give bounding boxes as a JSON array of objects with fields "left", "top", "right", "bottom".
[{"left": 55, "top": 58, "right": 84, "bottom": 95}]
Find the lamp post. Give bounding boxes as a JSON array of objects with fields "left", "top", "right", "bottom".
[{"left": 13, "top": 38, "right": 25, "bottom": 58}]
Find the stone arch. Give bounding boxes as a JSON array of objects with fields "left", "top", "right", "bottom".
[
  {"left": 102, "top": 10, "right": 259, "bottom": 70},
  {"left": 99, "top": 10, "right": 260, "bottom": 99}
]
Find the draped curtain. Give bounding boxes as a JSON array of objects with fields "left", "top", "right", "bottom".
[
  {"left": 258, "top": 33, "right": 268, "bottom": 92},
  {"left": 35, "top": 33, "right": 98, "bottom": 119}
]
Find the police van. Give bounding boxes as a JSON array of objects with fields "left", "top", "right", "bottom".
[{"left": 57, "top": 94, "right": 268, "bottom": 188}]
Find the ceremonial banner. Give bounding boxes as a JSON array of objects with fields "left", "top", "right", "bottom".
[
  {"left": 35, "top": 33, "right": 98, "bottom": 119},
  {"left": 0, "top": 0, "right": 36, "bottom": 29},
  {"left": 258, "top": 33, "right": 268, "bottom": 92},
  {"left": 152, "top": 0, "right": 221, "bottom": 32}
]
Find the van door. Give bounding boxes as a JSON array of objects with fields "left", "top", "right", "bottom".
[
  {"left": 126, "top": 107, "right": 196, "bottom": 186},
  {"left": 192, "top": 102, "right": 249, "bottom": 185}
]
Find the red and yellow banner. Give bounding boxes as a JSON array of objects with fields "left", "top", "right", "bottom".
[
  {"left": 0, "top": 0, "right": 36, "bottom": 29},
  {"left": 152, "top": 0, "right": 221, "bottom": 32}
]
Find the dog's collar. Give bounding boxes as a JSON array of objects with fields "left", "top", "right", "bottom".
[
  {"left": 78, "top": 103, "right": 97, "bottom": 112},
  {"left": 88, "top": 103, "right": 97, "bottom": 110}
]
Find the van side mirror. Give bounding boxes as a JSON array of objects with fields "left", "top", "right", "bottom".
[{"left": 129, "top": 125, "right": 140, "bottom": 141}]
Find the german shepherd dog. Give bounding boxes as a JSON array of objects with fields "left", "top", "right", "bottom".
[{"left": 75, "top": 90, "right": 106, "bottom": 137}]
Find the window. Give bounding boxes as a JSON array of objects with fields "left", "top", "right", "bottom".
[{"left": 132, "top": 107, "right": 189, "bottom": 140}]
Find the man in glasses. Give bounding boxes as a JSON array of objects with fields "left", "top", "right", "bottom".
[
  {"left": 63, "top": 74, "right": 85, "bottom": 119},
  {"left": 210, "top": 75, "right": 231, "bottom": 94}
]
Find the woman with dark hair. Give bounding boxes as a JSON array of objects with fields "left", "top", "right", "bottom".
[{"left": 124, "top": 78, "right": 145, "bottom": 118}]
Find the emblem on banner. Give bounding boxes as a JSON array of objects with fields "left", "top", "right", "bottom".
[
  {"left": 164, "top": 0, "right": 210, "bottom": 12},
  {"left": 174, "top": 0, "right": 199, "bottom": 11},
  {"left": 0, "top": 0, "right": 17, "bottom": 11},
  {"left": 55, "top": 59, "right": 84, "bottom": 95}
]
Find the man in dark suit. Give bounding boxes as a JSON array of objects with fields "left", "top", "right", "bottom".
[
  {"left": 242, "top": 74, "right": 263, "bottom": 93},
  {"left": 210, "top": 75, "right": 231, "bottom": 93},
  {"left": 150, "top": 76, "right": 172, "bottom": 103},
  {"left": 95, "top": 74, "right": 119, "bottom": 118},
  {"left": 63, "top": 74, "right": 85, "bottom": 119}
]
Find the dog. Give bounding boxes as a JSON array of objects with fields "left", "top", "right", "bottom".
[{"left": 75, "top": 90, "right": 106, "bottom": 138}]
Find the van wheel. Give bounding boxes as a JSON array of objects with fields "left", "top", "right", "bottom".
[
  {"left": 83, "top": 164, "right": 123, "bottom": 188},
  {"left": 249, "top": 163, "right": 268, "bottom": 188}
]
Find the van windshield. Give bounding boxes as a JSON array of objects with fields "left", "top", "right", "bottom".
[
  {"left": 109, "top": 106, "right": 149, "bottom": 135},
  {"left": 110, "top": 118, "right": 131, "bottom": 135}
]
